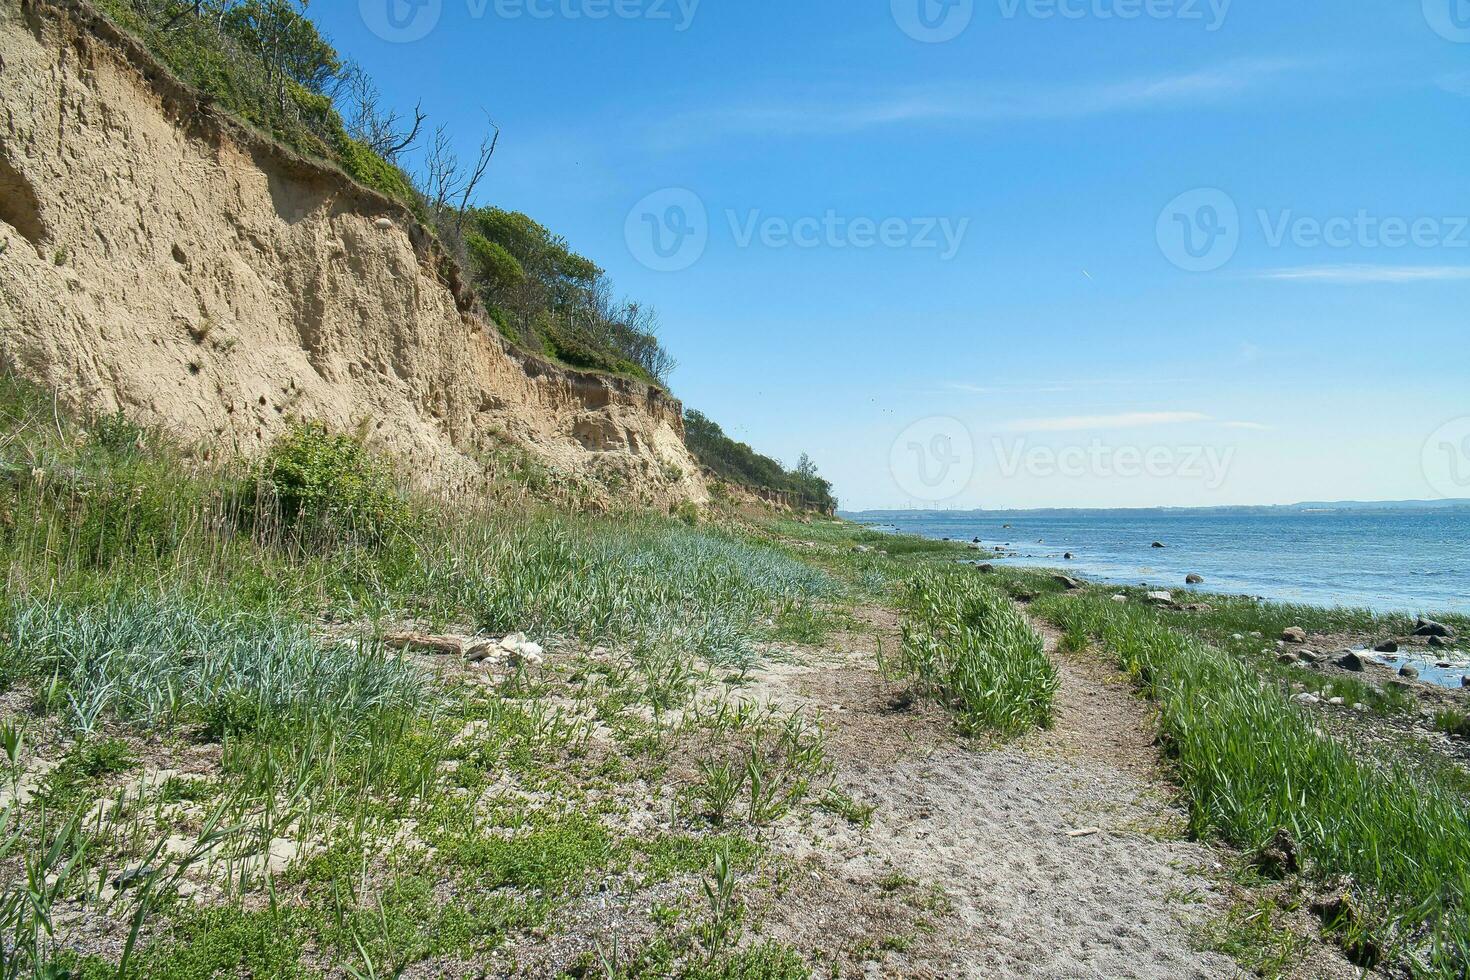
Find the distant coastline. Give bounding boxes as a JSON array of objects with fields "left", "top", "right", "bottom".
[
  {"left": 839, "top": 505, "right": 1470, "bottom": 615},
  {"left": 843, "top": 498, "right": 1470, "bottom": 521}
]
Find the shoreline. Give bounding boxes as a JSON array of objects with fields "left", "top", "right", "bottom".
[{"left": 851, "top": 512, "right": 1470, "bottom": 618}]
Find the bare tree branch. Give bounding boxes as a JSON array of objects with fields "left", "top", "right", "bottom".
[
  {"left": 385, "top": 102, "right": 428, "bottom": 159},
  {"left": 452, "top": 121, "right": 499, "bottom": 230}
]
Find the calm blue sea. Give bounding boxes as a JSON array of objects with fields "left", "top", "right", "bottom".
[{"left": 845, "top": 509, "right": 1470, "bottom": 616}]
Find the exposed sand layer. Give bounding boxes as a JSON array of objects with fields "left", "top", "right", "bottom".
[{"left": 0, "top": 0, "right": 705, "bottom": 505}]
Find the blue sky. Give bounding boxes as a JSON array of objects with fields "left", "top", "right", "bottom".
[{"left": 317, "top": 0, "right": 1470, "bottom": 510}]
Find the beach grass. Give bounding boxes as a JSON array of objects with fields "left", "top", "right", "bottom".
[
  {"left": 6, "top": 373, "right": 1468, "bottom": 977},
  {"left": 894, "top": 568, "right": 1058, "bottom": 737},
  {"left": 1031, "top": 591, "right": 1470, "bottom": 975},
  {"left": 0, "top": 375, "right": 840, "bottom": 977}
]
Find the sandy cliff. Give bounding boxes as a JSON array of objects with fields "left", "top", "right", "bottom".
[{"left": 0, "top": 0, "right": 706, "bottom": 505}]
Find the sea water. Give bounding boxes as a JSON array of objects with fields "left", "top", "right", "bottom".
[{"left": 846, "top": 508, "right": 1470, "bottom": 616}]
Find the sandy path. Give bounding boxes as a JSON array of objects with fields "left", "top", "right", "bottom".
[{"left": 749, "top": 609, "right": 1246, "bottom": 979}]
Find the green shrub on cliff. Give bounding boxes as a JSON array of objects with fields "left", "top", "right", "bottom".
[
  {"left": 463, "top": 207, "right": 673, "bottom": 387},
  {"left": 92, "top": 1, "right": 676, "bottom": 390},
  {"left": 683, "top": 411, "right": 837, "bottom": 513},
  {"left": 245, "top": 422, "right": 407, "bottom": 545}
]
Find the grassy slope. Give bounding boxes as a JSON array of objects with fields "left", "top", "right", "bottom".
[
  {"left": 3, "top": 380, "right": 1468, "bottom": 976},
  {"left": 0, "top": 382, "right": 851, "bottom": 978}
]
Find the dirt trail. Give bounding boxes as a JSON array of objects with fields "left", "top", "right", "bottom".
[{"left": 747, "top": 608, "right": 1247, "bottom": 979}]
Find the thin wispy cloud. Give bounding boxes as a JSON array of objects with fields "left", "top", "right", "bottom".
[
  {"left": 1000, "top": 411, "right": 1210, "bottom": 433},
  {"left": 943, "top": 378, "right": 1197, "bottom": 396},
  {"left": 946, "top": 382, "right": 1076, "bottom": 395},
  {"left": 1256, "top": 265, "right": 1470, "bottom": 284},
  {"left": 1438, "top": 71, "right": 1470, "bottom": 98},
  {"left": 649, "top": 58, "right": 1311, "bottom": 145}
]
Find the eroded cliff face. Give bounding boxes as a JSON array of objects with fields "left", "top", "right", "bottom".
[{"left": 0, "top": 0, "right": 707, "bottom": 505}]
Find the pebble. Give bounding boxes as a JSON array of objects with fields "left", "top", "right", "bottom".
[{"left": 1293, "top": 693, "right": 1320, "bottom": 705}]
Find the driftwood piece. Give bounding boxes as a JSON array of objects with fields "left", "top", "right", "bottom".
[{"left": 384, "top": 632, "right": 464, "bottom": 656}]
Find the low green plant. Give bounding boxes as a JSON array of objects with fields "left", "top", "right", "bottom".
[
  {"left": 817, "top": 788, "right": 874, "bottom": 826},
  {"left": 244, "top": 422, "right": 407, "bottom": 545},
  {"left": 1035, "top": 593, "right": 1470, "bottom": 975},
  {"left": 88, "top": 410, "right": 146, "bottom": 459},
  {"left": 0, "top": 813, "right": 91, "bottom": 978},
  {"left": 5, "top": 593, "right": 423, "bottom": 737},
  {"left": 1433, "top": 709, "right": 1470, "bottom": 739},
  {"left": 697, "top": 848, "right": 740, "bottom": 961},
  {"left": 695, "top": 759, "right": 745, "bottom": 825},
  {"left": 1202, "top": 896, "right": 1310, "bottom": 979},
  {"left": 897, "top": 569, "right": 1058, "bottom": 737},
  {"left": 36, "top": 738, "right": 137, "bottom": 813}
]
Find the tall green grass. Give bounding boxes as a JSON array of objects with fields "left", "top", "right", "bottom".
[
  {"left": 1036, "top": 593, "right": 1470, "bottom": 974},
  {"left": 2, "top": 593, "right": 421, "bottom": 736},
  {"left": 0, "top": 376, "right": 835, "bottom": 668},
  {"left": 391, "top": 514, "right": 836, "bottom": 667},
  {"left": 896, "top": 569, "right": 1057, "bottom": 737}
]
